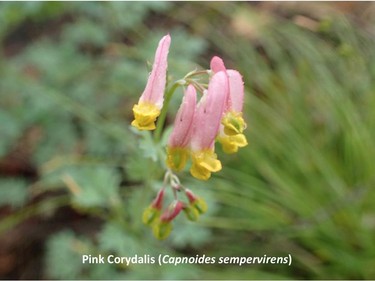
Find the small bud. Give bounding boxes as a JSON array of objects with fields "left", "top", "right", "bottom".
[
  {"left": 151, "top": 189, "right": 165, "bottom": 210},
  {"left": 185, "top": 189, "right": 208, "bottom": 214},
  {"left": 192, "top": 197, "right": 208, "bottom": 214},
  {"left": 142, "top": 206, "right": 160, "bottom": 226},
  {"left": 183, "top": 205, "right": 200, "bottom": 221},
  {"left": 142, "top": 189, "right": 165, "bottom": 226},
  {"left": 185, "top": 189, "right": 198, "bottom": 203},
  {"left": 152, "top": 221, "right": 172, "bottom": 240},
  {"left": 160, "top": 201, "right": 184, "bottom": 222}
]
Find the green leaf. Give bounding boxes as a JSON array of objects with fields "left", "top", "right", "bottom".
[
  {"left": 62, "top": 19, "right": 109, "bottom": 47},
  {"left": 170, "top": 221, "right": 212, "bottom": 249},
  {"left": 0, "top": 178, "right": 28, "bottom": 208},
  {"left": 98, "top": 222, "right": 141, "bottom": 256},
  {"left": 68, "top": 167, "right": 121, "bottom": 208},
  {"left": 0, "top": 110, "right": 23, "bottom": 157},
  {"left": 32, "top": 117, "right": 78, "bottom": 165},
  {"left": 105, "top": 2, "right": 171, "bottom": 30},
  {"left": 45, "top": 231, "right": 85, "bottom": 279}
]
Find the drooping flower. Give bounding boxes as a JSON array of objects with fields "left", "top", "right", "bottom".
[
  {"left": 210, "top": 56, "right": 248, "bottom": 153},
  {"left": 184, "top": 189, "right": 208, "bottom": 214},
  {"left": 222, "top": 69, "right": 246, "bottom": 135},
  {"left": 142, "top": 188, "right": 165, "bottom": 226},
  {"left": 159, "top": 200, "right": 184, "bottom": 222},
  {"left": 189, "top": 71, "right": 228, "bottom": 180},
  {"left": 152, "top": 200, "right": 184, "bottom": 240},
  {"left": 183, "top": 189, "right": 208, "bottom": 221},
  {"left": 131, "top": 34, "right": 171, "bottom": 130},
  {"left": 166, "top": 85, "right": 197, "bottom": 171}
]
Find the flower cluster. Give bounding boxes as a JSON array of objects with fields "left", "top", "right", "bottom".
[
  {"left": 167, "top": 57, "right": 248, "bottom": 180},
  {"left": 142, "top": 172, "right": 207, "bottom": 240},
  {"left": 131, "top": 34, "right": 247, "bottom": 239}
]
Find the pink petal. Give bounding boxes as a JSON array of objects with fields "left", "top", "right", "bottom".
[
  {"left": 227, "top": 70, "right": 244, "bottom": 112},
  {"left": 168, "top": 84, "right": 197, "bottom": 148},
  {"left": 140, "top": 34, "right": 171, "bottom": 109},
  {"left": 210, "top": 56, "right": 226, "bottom": 73},
  {"left": 191, "top": 71, "right": 228, "bottom": 151}
]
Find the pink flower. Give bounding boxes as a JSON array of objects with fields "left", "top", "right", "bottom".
[
  {"left": 190, "top": 71, "right": 228, "bottom": 151},
  {"left": 210, "top": 56, "right": 244, "bottom": 115},
  {"left": 166, "top": 84, "right": 197, "bottom": 171},
  {"left": 189, "top": 71, "right": 228, "bottom": 180},
  {"left": 168, "top": 85, "right": 197, "bottom": 148},
  {"left": 210, "top": 56, "right": 248, "bottom": 153},
  {"left": 131, "top": 34, "right": 171, "bottom": 130}
]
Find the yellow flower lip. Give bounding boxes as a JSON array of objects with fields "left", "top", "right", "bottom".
[
  {"left": 190, "top": 149, "right": 222, "bottom": 180},
  {"left": 218, "top": 133, "right": 248, "bottom": 154},
  {"left": 166, "top": 147, "right": 189, "bottom": 172},
  {"left": 221, "top": 111, "right": 247, "bottom": 136},
  {"left": 131, "top": 103, "right": 161, "bottom": 130}
]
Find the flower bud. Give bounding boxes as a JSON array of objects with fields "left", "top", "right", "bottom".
[
  {"left": 160, "top": 200, "right": 184, "bottom": 222},
  {"left": 193, "top": 197, "right": 208, "bottom": 214},
  {"left": 184, "top": 189, "right": 208, "bottom": 215},
  {"left": 142, "top": 206, "right": 161, "bottom": 226},
  {"left": 183, "top": 205, "right": 200, "bottom": 221},
  {"left": 185, "top": 189, "right": 198, "bottom": 203},
  {"left": 151, "top": 189, "right": 165, "bottom": 210},
  {"left": 142, "top": 189, "right": 165, "bottom": 226},
  {"left": 152, "top": 221, "right": 172, "bottom": 240}
]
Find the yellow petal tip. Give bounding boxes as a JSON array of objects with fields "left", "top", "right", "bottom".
[
  {"left": 132, "top": 103, "right": 160, "bottom": 131},
  {"left": 219, "top": 133, "right": 248, "bottom": 154},
  {"left": 190, "top": 149, "right": 222, "bottom": 180}
]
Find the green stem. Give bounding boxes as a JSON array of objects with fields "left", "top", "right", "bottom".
[
  {"left": 0, "top": 195, "right": 70, "bottom": 234},
  {"left": 154, "top": 82, "right": 180, "bottom": 143}
]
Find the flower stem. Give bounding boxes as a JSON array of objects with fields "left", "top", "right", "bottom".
[{"left": 154, "top": 82, "right": 180, "bottom": 143}]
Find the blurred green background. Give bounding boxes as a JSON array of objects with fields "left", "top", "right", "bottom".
[{"left": 1, "top": 2, "right": 375, "bottom": 279}]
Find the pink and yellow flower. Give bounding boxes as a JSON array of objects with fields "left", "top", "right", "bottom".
[
  {"left": 189, "top": 71, "right": 229, "bottom": 180},
  {"left": 131, "top": 34, "right": 171, "bottom": 130},
  {"left": 166, "top": 84, "right": 197, "bottom": 171},
  {"left": 210, "top": 56, "right": 248, "bottom": 154}
]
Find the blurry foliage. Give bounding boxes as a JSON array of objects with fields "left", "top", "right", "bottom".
[
  {"left": 0, "top": 178, "right": 28, "bottom": 208},
  {"left": 0, "top": 1, "right": 375, "bottom": 280},
  {"left": 202, "top": 3, "right": 375, "bottom": 279}
]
